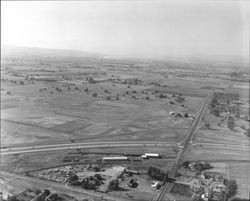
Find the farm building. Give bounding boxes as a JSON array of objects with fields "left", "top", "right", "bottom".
[
  {"left": 142, "top": 153, "right": 160, "bottom": 159},
  {"left": 102, "top": 156, "right": 128, "bottom": 161}
]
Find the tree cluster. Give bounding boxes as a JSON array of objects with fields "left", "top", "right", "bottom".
[{"left": 147, "top": 166, "right": 169, "bottom": 181}]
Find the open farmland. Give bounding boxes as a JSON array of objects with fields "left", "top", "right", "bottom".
[
  {"left": 1, "top": 47, "right": 249, "bottom": 201},
  {"left": 1, "top": 55, "right": 209, "bottom": 147}
]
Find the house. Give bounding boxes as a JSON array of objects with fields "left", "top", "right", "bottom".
[
  {"left": 175, "top": 96, "right": 185, "bottom": 103},
  {"left": 210, "top": 183, "right": 227, "bottom": 201},
  {"left": 85, "top": 77, "right": 96, "bottom": 84},
  {"left": 151, "top": 181, "right": 161, "bottom": 189},
  {"left": 174, "top": 113, "right": 182, "bottom": 117},
  {"left": 128, "top": 177, "right": 138, "bottom": 188}
]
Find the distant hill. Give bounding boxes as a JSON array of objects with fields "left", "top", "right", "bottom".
[{"left": 1, "top": 45, "right": 103, "bottom": 59}]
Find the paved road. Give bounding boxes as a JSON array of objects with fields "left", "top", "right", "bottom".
[
  {"left": 0, "top": 141, "right": 174, "bottom": 155},
  {"left": 152, "top": 94, "right": 211, "bottom": 201},
  {"left": 1, "top": 139, "right": 248, "bottom": 156}
]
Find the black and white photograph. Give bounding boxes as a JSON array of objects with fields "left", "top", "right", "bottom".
[{"left": 1, "top": 0, "right": 249, "bottom": 201}]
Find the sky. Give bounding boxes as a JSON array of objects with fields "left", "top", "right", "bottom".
[{"left": 1, "top": 0, "right": 249, "bottom": 59}]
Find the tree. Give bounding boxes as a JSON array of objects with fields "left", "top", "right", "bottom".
[
  {"left": 7, "top": 196, "right": 18, "bottom": 201},
  {"left": 85, "top": 88, "right": 89, "bottom": 92},
  {"left": 227, "top": 116, "right": 235, "bottom": 130},
  {"left": 193, "top": 195, "right": 203, "bottom": 201},
  {"left": 108, "top": 179, "right": 119, "bottom": 191},
  {"left": 244, "top": 128, "right": 250, "bottom": 137},
  {"left": 34, "top": 188, "right": 42, "bottom": 195},
  {"left": 159, "top": 94, "right": 167, "bottom": 99},
  {"left": 230, "top": 198, "right": 249, "bottom": 201},
  {"left": 147, "top": 166, "right": 168, "bottom": 181},
  {"left": 43, "top": 189, "right": 51, "bottom": 197},
  {"left": 68, "top": 174, "right": 78, "bottom": 184},
  {"left": 92, "top": 93, "right": 98, "bottom": 97},
  {"left": 225, "top": 179, "right": 238, "bottom": 198},
  {"left": 210, "top": 98, "right": 218, "bottom": 108},
  {"left": 211, "top": 108, "right": 220, "bottom": 117},
  {"left": 182, "top": 161, "right": 190, "bottom": 169},
  {"left": 205, "top": 123, "right": 210, "bottom": 129}
]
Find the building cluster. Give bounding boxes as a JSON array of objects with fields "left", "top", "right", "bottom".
[
  {"left": 102, "top": 153, "right": 161, "bottom": 161},
  {"left": 122, "top": 78, "right": 142, "bottom": 85},
  {"left": 191, "top": 174, "right": 228, "bottom": 201},
  {"left": 181, "top": 161, "right": 229, "bottom": 201},
  {"left": 215, "top": 104, "right": 240, "bottom": 117},
  {"left": 183, "top": 161, "right": 213, "bottom": 172},
  {"left": 35, "top": 165, "right": 142, "bottom": 193},
  {"left": 210, "top": 92, "right": 241, "bottom": 130}
]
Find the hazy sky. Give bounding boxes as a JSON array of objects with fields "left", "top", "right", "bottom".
[{"left": 1, "top": 1, "right": 249, "bottom": 58}]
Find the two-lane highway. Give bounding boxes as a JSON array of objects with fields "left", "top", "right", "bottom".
[
  {"left": 0, "top": 141, "right": 174, "bottom": 155},
  {"left": 152, "top": 94, "right": 211, "bottom": 201}
]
